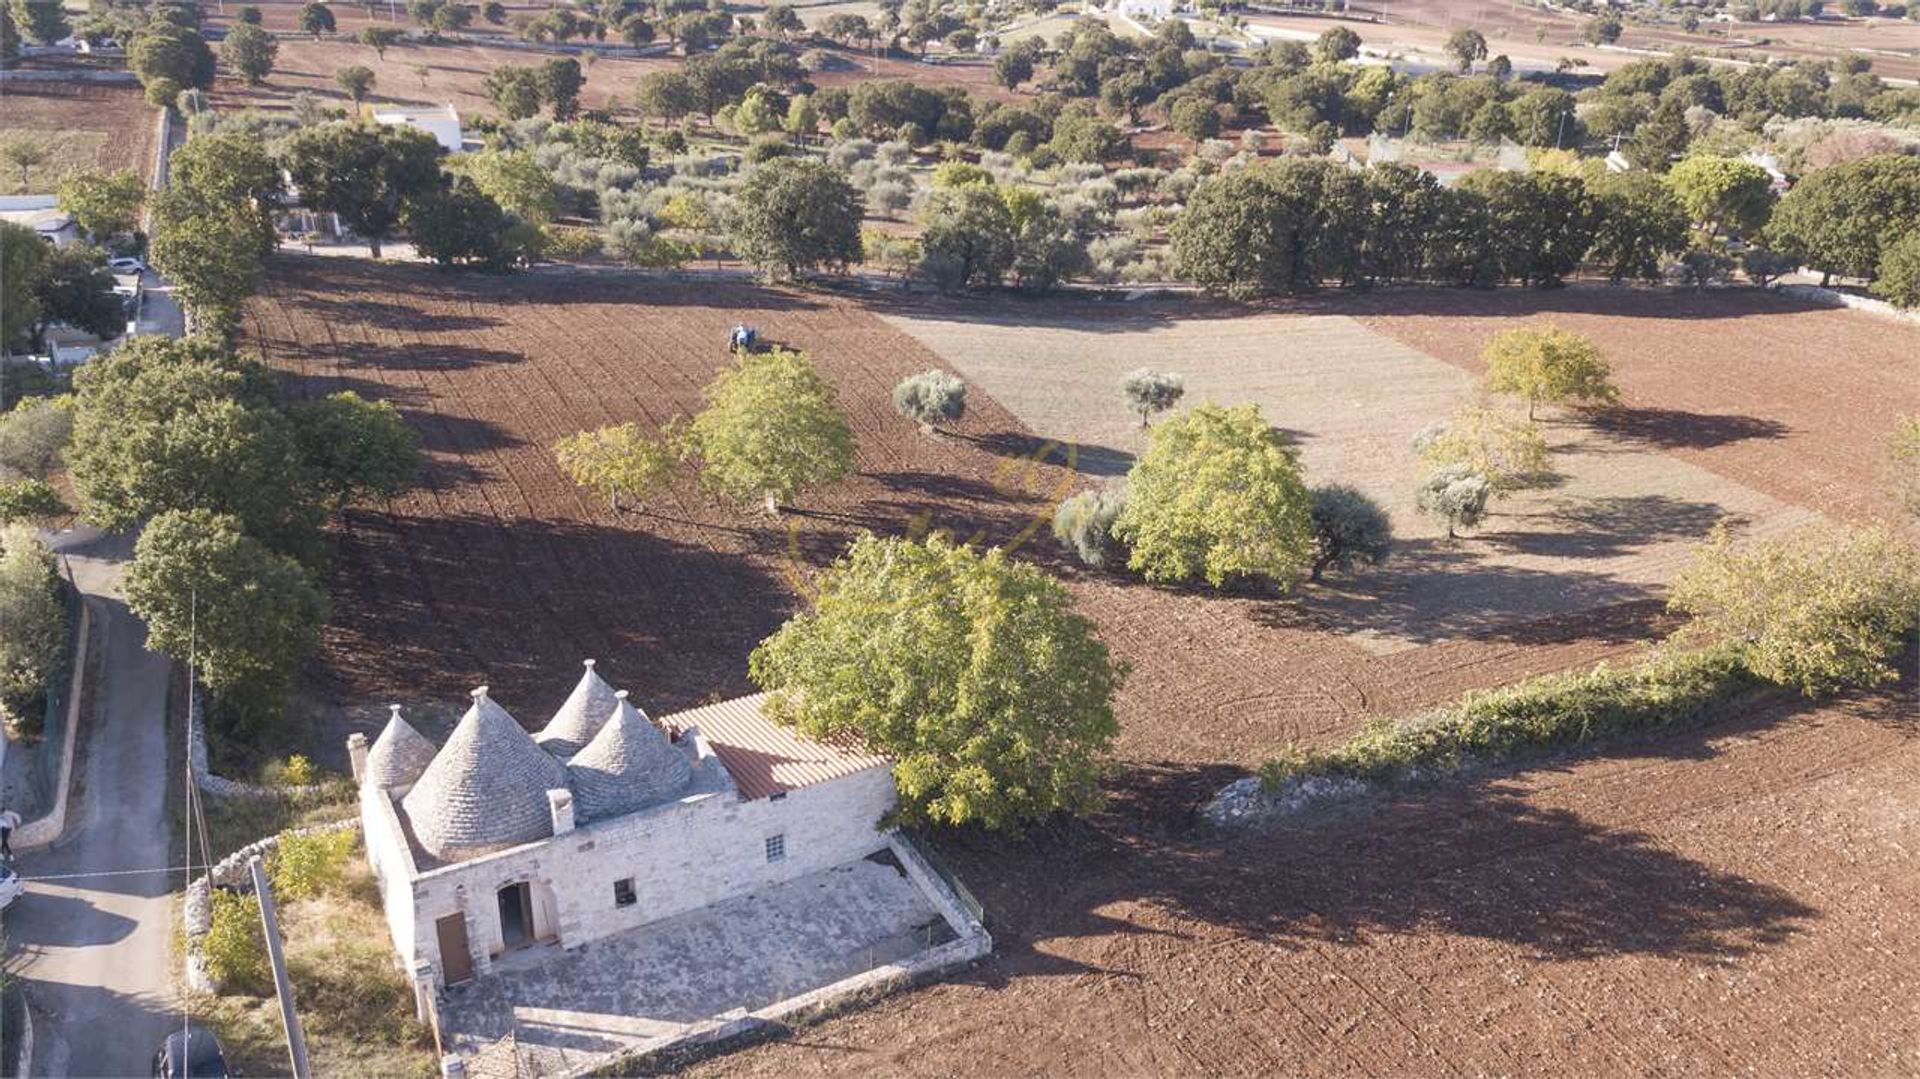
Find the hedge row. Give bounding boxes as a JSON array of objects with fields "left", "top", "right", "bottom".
[{"left": 1258, "top": 643, "right": 1763, "bottom": 791}]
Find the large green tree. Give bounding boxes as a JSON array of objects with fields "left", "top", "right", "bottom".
[
  {"left": 8, "top": 0, "right": 68, "bottom": 44},
  {"left": 219, "top": 20, "right": 278, "bottom": 84},
  {"left": 1481, "top": 325, "right": 1619, "bottom": 419},
  {"left": 129, "top": 23, "right": 216, "bottom": 93},
  {"left": 685, "top": 348, "right": 854, "bottom": 514},
  {"left": 553, "top": 422, "right": 677, "bottom": 512},
  {"left": 148, "top": 202, "right": 267, "bottom": 337},
  {"left": 125, "top": 508, "right": 325, "bottom": 715},
  {"left": 727, "top": 157, "right": 862, "bottom": 279},
  {"left": 1172, "top": 159, "right": 1366, "bottom": 298},
  {"left": 1456, "top": 169, "right": 1596, "bottom": 288},
  {"left": 56, "top": 169, "right": 146, "bottom": 242},
  {"left": 749, "top": 533, "right": 1123, "bottom": 831},
  {"left": 1665, "top": 155, "right": 1775, "bottom": 238},
  {"left": 1584, "top": 169, "right": 1690, "bottom": 282},
  {"left": 0, "top": 524, "right": 68, "bottom": 720},
  {"left": 280, "top": 122, "right": 445, "bottom": 259},
  {"left": 289, "top": 391, "right": 421, "bottom": 507},
  {"left": 0, "top": 221, "right": 46, "bottom": 350},
  {"left": 1768, "top": 153, "right": 1920, "bottom": 283},
  {"left": 1112, "top": 402, "right": 1315, "bottom": 589},
  {"left": 918, "top": 183, "right": 1017, "bottom": 291}
]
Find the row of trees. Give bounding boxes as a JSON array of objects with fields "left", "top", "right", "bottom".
[{"left": 65, "top": 335, "right": 419, "bottom": 732}]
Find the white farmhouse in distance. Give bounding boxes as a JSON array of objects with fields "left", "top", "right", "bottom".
[
  {"left": 372, "top": 103, "right": 465, "bottom": 153},
  {"left": 1113, "top": 0, "right": 1177, "bottom": 21}
]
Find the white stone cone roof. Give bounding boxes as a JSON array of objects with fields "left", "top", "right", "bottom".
[
  {"left": 402, "top": 687, "right": 568, "bottom": 860},
  {"left": 536, "top": 660, "right": 621, "bottom": 759},
  {"left": 364, "top": 704, "right": 437, "bottom": 791},
  {"left": 567, "top": 691, "right": 694, "bottom": 823}
]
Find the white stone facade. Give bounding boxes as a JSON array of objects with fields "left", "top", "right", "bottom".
[{"left": 356, "top": 675, "right": 898, "bottom": 992}]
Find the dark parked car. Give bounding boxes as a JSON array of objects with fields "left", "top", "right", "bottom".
[{"left": 152, "top": 1026, "right": 228, "bottom": 1078}]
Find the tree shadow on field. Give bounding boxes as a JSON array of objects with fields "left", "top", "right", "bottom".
[
  {"left": 928, "top": 710, "right": 1845, "bottom": 985},
  {"left": 337, "top": 342, "right": 527, "bottom": 372},
  {"left": 1487, "top": 494, "right": 1742, "bottom": 561},
  {"left": 1589, "top": 406, "right": 1791, "bottom": 450},
  {"left": 1287, "top": 284, "right": 1843, "bottom": 323},
  {"left": 314, "top": 512, "right": 794, "bottom": 720},
  {"left": 959, "top": 430, "right": 1136, "bottom": 479},
  {"left": 288, "top": 293, "right": 504, "bottom": 333}
]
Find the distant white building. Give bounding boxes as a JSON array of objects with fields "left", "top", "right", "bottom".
[
  {"left": 1113, "top": 0, "right": 1176, "bottom": 21},
  {"left": 371, "top": 103, "right": 464, "bottom": 153},
  {"left": 0, "top": 196, "right": 81, "bottom": 247},
  {"left": 1741, "top": 150, "right": 1791, "bottom": 193},
  {"left": 354, "top": 661, "right": 899, "bottom": 992}
]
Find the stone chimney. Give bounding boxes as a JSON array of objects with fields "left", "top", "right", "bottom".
[
  {"left": 547, "top": 787, "right": 576, "bottom": 836},
  {"left": 347, "top": 732, "right": 369, "bottom": 783}
]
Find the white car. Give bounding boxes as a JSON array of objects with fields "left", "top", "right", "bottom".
[
  {"left": 0, "top": 862, "right": 22, "bottom": 911},
  {"left": 109, "top": 257, "right": 147, "bottom": 274}
]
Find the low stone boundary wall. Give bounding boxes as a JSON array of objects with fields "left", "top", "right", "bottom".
[
  {"left": 0, "top": 68, "right": 139, "bottom": 83},
  {"left": 456, "top": 836, "right": 994, "bottom": 1079},
  {"left": 1775, "top": 283, "right": 1920, "bottom": 325},
  {"left": 182, "top": 817, "right": 360, "bottom": 993},
  {"left": 187, "top": 688, "right": 330, "bottom": 800}
]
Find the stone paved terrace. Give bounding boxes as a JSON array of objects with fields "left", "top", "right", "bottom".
[{"left": 440, "top": 853, "right": 954, "bottom": 1074}]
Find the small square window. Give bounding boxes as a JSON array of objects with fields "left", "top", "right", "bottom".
[
  {"left": 769, "top": 791, "right": 787, "bottom": 802},
  {"left": 764, "top": 834, "right": 786, "bottom": 863},
  {"left": 613, "top": 878, "right": 636, "bottom": 907}
]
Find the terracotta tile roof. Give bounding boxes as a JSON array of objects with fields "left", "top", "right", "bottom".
[{"left": 662, "top": 693, "right": 888, "bottom": 801}]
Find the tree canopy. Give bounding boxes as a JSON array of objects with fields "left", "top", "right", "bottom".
[
  {"left": 553, "top": 422, "right": 677, "bottom": 512},
  {"left": 1481, "top": 325, "right": 1619, "bottom": 418},
  {"left": 727, "top": 157, "right": 862, "bottom": 278},
  {"left": 281, "top": 122, "right": 446, "bottom": 259},
  {"left": 1112, "top": 402, "right": 1314, "bottom": 589},
  {"left": 288, "top": 391, "right": 421, "bottom": 507},
  {"left": 684, "top": 347, "right": 855, "bottom": 513},
  {"left": 1768, "top": 153, "right": 1920, "bottom": 282},
  {"left": 749, "top": 533, "right": 1123, "bottom": 831}
]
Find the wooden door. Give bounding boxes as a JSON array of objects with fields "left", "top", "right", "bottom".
[{"left": 436, "top": 913, "right": 473, "bottom": 985}]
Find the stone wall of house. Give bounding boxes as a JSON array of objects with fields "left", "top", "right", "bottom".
[
  {"left": 402, "top": 765, "right": 898, "bottom": 987},
  {"left": 362, "top": 777, "right": 422, "bottom": 967}
]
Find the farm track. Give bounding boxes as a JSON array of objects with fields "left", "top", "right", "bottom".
[{"left": 243, "top": 258, "right": 1920, "bottom": 1076}]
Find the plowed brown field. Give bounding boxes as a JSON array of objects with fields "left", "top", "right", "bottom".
[
  {"left": 242, "top": 259, "right": 1920, "bottom": 1075},
  {"left": 0, "top": 80, "right": 158, "bottom": 195}
]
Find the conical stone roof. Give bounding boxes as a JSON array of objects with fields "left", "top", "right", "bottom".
[
  {"left": 402, "top": 687, "right": 569, "bottom": 861},
  {"left": 364, "top": 704, "right": 437, "bottom": 791},
  {"left": 536, "top": 660, "right": 621, "bottom": 759},
  {"left": 567, "top": 691, "right": 694, "bottom": 823}
]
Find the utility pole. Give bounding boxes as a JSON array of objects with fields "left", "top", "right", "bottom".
[{"left": 249, "top": 856, "right": 313, "bottom": 1079}]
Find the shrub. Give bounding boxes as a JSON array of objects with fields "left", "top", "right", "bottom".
[
  {"left": 1872, "top": 230, "right": 1920, "bottom": 309},
  {"left": 1480, "top": 326, "right": 1618, "bottom": 419},
  {"left": 1119, "top": 368, "right": 1183, "bottom": 427},
  {"left": 267, "top": 827, "right": 356, "bottom": 901},
  {"left": 0, "top": 397, "right": 74, "bottom": 479},
  {"left": 892, "top": 370, "right": 966, "bottom": 433},
  {"left": 1052, "top": 486, "right": 1127, "bottom": 568},
  {"left": 1259, "top": 644, "right": 1759, "bottom": 790},
  {"left": 1668, "top": 523, "right": 1920, "bottom": 696},
  {"left": 1889, "top": 415, "right": 1920, "bottom": 517},
  {"left": 1415, "top": 464, "right": 1491, "bottom": 539},
  {"left": 0, "top": 479, "right": 68, "bottom": 523},
  {"left": 203, "top": 889, "right": 269, "bottom": 995},
  {"left": 1415, "top": 405, "right": 1550, "bottom": 491},
  {"left": 1307, "top": 484, "right": 1392, "bottom": 580},
  {"left": 0, "top": 525, "right": 69, "bottom": 722}
]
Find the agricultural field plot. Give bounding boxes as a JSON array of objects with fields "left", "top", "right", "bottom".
[
  {"left": 1349, "top": 288, "right": 1920, "bottom": 526},
  {"left": 692, "top": 685, "right": 1920, "bottom": 1077},
  {"left": 878, "top": 301, "right": 1818, "bottom": 653},
  {"left": 0, "top": 81, "right": 158, "bottom": 195}
]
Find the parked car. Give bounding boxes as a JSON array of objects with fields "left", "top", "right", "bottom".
[
  {"left": 109, "top": 257, "right": 148, "bottom": 274},
  {"left": 0, "top": 863, "right": 21, "bottom": 911},
  {"left": 152, "top": 1026, "right": 228, "bottom": 1078}
]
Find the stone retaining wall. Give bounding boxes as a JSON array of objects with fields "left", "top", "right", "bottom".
[
  {"left": 1776, "top": 283, "right": 1920, "bottom": 325},
  {"left": 187, "top": 688, "right": 331, "bottom": 800}
]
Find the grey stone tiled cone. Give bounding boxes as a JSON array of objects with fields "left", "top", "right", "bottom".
[
  {"left": 364, "top": 704, "right": 438, "bottom": 791},
  {"left": 536, "top": 659, "right": 621, "bottom": 759},
  {"left": 403, "top": 687, "right": 569, "bottom": 860},
  {"left": 567, "top": 691, "right": 694, "bottom": 823}
]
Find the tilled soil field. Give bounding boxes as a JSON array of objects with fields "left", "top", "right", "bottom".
[
  {"left": 1346, "top": 287, "right": 1920, "bottom": 527},
  {"left": 245, "top": 260, "right": 1920, "bottom": 1075},
  {"left": 0, "top": 80, "right": 158, "bottom": 195}
]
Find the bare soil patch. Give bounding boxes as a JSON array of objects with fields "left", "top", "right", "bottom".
[
  {"left": 0, "top": 81, "right": 158, "bottom": 195},
  {"left": 1345, "top": 287, "right": 1920, "bottom": 526}
]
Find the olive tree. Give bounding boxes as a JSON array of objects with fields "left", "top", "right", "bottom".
[
  {"left": 1052, "top": 485, "right": 1127, "bottom": 568},
  {"left": 1668, "top": 523, "right": 1920, "bottom": 695},
  {"left": 553, "top": 422, "right": 677, "bottom": 512},
  {"left": 1308, "top": 484, "right": 1392, "bottom": 581},
  {"left": 0, "top": 397, "right": 74, "bottom": 479},
  {"left": 1112, "top": 403, "right": 1314, "bottom": 589},
  {"left": 1416, "top": 464, "right": 1491, "bottom": 539},
  {"left": 1480, "top": 325, "right": 1619, "bottom": 419},
  {"left": 1119, "top": 368, "right": 1183, "bottom": 428},
  {"left": 1414, "top": 405, "right": 1551, "bottom": 491},
  {"left": 891, "top": 369, "right": 966, "bottom": 434},
  {"left": 684, "top": 348, "right": 855, "bottom": 514},
  {"left": 749, "top": 533, "right": 1124, "bottom": 831},
  {"left": 726, "top": 157, "right": 862, "bottom": 279}
]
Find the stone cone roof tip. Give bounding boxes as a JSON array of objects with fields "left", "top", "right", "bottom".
[
  {"left": 364, "top": 703, "right": 437, "bottom": 791},
  {"left": 536, "top": 659, "right": 621, "bottom": 759},
  {"left": 402, "top": 686, "right": 569, "bottom": 860},
  {"left": 567, "top": 690, "right": 694, "bottom": 823}
]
